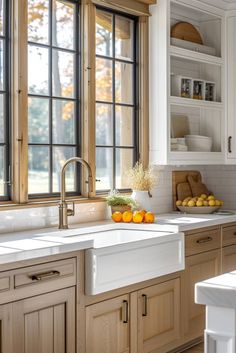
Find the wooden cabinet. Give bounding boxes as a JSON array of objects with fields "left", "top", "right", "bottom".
[
  {"left": 0, "top": 304, "right": 12, "bottom": 353},
  {"left": 222, "top": 224, "right": 236, "bottom": 273},
  {"left": 12, "top": 287, "right": 76, "bottom": 353},
  {"left": 137, "top": 278, "right": 181, "bottom": 353},
  {"left": 183, "top": 249, "right": 221, "bottom": 342},
  {"left": 86, "top": 295, "right": 130, "bottom": 353},
  {"left": 222, "top": 245, "right": 236, "bottom": 273},
  {"left": 85, "top": 278, "right": 181, "bottom": 353}
]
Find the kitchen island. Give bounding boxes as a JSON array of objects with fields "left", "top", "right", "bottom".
[{"left": 196, "top": 271, "right": 236, "bottom": 353}]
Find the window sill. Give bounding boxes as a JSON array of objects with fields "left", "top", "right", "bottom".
[{"left": 0, "top": 196, "right": 107, "bottom": 211}]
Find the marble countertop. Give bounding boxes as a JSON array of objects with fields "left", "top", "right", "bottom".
[
  {"left": 0, "top": 221, "right": 181, "bottom": 266},
  {"left": 155, "top": 211, "right": 236, "bottom": 231},
  {"left": 195, "top": 271, "right": 236, "bottom": 308},
  {"left": 0, "top": 211, "right": 235, "bottom": 267}
]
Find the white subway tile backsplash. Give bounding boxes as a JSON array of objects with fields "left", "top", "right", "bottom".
[{"left": 0, "top": 164, "right": 236, "bottom": 234}]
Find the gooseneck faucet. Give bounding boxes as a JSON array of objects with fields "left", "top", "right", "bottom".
[{"left": 59, "top": 157, "right": 94, "bottom": 229}]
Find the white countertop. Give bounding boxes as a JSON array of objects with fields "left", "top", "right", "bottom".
[
  {"left": 195, "top": 271, "right": 236, "bottom": 308},
  {"left": 156, "top": 211, "right": 236, "bottom": 231},
  {"left": 0, "top": 221, "right": 180, "bottom": 266},
  {"left": 0, "top": 211, "right": 235, "bottom": 266}
]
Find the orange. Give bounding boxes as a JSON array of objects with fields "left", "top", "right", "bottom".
[
  {"left": 139, "top": 209, "right": 147, "bottom": 219},
  {"left": 132, "top": 211, "right": 143, "bottom": 223},
  {"left": 122, "top": 211, "right": 133, "bottom": 223},
  {"left": 144, "top": 212, "right": 155, "bottom": 223},
  {"left": 111, "top": 211, "right": 122, "bottom": 223}
]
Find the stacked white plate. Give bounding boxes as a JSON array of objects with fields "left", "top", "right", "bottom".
[{"left": 185, "top": 135, "right": 212, "bottom": 152}]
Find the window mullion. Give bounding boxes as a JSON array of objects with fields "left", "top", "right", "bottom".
[
  {"left": 12, "top": 0, "right": 29, "bottom": 203},
  {"left": 81, "top": 1, "right": 96, "bottom": 197}
]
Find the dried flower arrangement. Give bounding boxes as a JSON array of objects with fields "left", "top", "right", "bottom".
[{"left": 126, "top": 162, "right": 157, "bottom": 191}]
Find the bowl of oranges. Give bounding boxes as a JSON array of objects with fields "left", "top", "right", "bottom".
[
  {"left": 176, "top": 194, "right": 223, "bottom": 214},
  {"left": 111, "top": 210, "right": 155, "bottom": 224}
]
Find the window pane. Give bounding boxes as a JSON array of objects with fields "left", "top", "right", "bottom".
[
  {"left": 96, "top": 10, "right": 112, "bottom": 57},
  {"left": 28, "top": 45, "right": 49, "bottom": 95},
  {"left": 0, "top": 94, "right": 4, "bottom": 143},
  {"left": 28, "top": 0, "right": 49, "bottom": 44},
  {"left": 116, "top": 106, "right": 133, "bottom": 146},
  {"left": 96, "top": 103, "right": 113, "bottom": 145},
  {"left": 0, "top": 146, "right": 4, "bottom": 196},
  {"left": 96, "top": 58, "right": 112, "bottom": 102},
  {"left": 28, "top": 97, "right": 49, "bottom": 143},
  {"left": 0, "top": 0, "right": 4, "bottom": 36},
  {"left": 52, "top": 0, "right": 75, "bottom": 50},
  {"left": 115, "top": 16, "right": 134, "bottom": 61},
  {"left": 115, "top": 62, "right": 133, "bottom": 104},
  {"left": 52, "top": 50, "right": 75, "bottom": 98},
  {"left": 96, "top": 148, "right": 113, "bottom": 191},
  {"left": 0, "top": 39, "right": 4, "bottom": 90},
  {"left": 116, "top": 149, "right": 134, "bottom": 189},
  {"left": 53, "top": 146, "right": 76, "bottom": 192},
  {"left": 28, "top": 146, "right": 50, "bottom": 194},
  {"left": 53, "top": 99, "right": 75, "bottom": 144}
]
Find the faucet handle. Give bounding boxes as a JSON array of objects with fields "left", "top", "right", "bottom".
[{"left": 67, "top": 202, "right": 75, "bottom": 217}]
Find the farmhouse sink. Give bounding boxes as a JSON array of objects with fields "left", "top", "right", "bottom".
[{"left": 85, "top": 228, "right": 184, "bottom": 295}]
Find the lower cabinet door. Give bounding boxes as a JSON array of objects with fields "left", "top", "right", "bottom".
[
  {"left": 183, "top": 250, "right": 221, "bottom": 342},
  {"left": 138, "top": 278, "right": 181, "bottom": 353},
  {"left": 0, "top": 304, "right": 12, "bottom": 353},
  {"left": 222, "top": 245, "right": 236, "bottom": 273},
  {"left": 86, "top": 295, "right": 130, "bottom": 353},
  {"left": 12, "top": 287, "right": 76, "bottom": 353}
]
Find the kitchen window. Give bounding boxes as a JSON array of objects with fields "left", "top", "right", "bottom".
[
  {"left": 0, "top": 0, "right": 10, "bottom": 201},
  {"left": 27, "top": 0, "right": 81, "bottom": 197},
  {"left": 0, "top": 0, "right": 148, "bottom": 205},
  {"left": 95, "top": 8, "right": 139, "bottom": 192}
]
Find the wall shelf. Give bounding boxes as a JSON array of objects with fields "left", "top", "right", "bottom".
[{"left": 170, "top": 45, "right": 223, "bottom": 66}]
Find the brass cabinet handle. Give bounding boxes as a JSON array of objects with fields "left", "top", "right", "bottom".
[
  {"left": 142, "top": 294, "right": 148, "bottom": 317},
  {"left": 196, "top": 236, "right": 213, "bottom": 244},
  {"left": 233, "top": 232, "right": 236, "bottom": 236},
  {"left": 122, "top": 300, "right": 129, "bottom": 324},
  {"left": 29, "top": 270, "right": 60, "bottom": 281}
]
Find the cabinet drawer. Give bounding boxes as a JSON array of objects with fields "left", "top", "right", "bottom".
[
  {"left": 0, "top": 276, "right": 10, "bottom": 292},
  {"left": 185, "top": 228, "right": 221, "bottom": 257},
  {"left": 14, "top": 258, "right": 76, "bottom": 290},
  {"left": 222, "top": 224, "right": 236, "bottom": 247}
]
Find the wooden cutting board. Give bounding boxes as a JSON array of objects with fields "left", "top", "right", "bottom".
[
  {"left": 171, "top": 22, "right": 203, "bottom": 45},
  {"left": 171, "top": 115, "right": 190, "bottom": 138},
  {"left": 172, "top": 170, "right": 202, "bottom": 210}
]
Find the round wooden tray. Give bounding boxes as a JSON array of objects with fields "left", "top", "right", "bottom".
[{"left": 177, "top": 205, "right": 220, "bottom": 214}]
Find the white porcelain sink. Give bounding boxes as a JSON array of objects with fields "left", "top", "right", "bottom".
[{"left": 85, "top": 229, "right": 184, "bottom": 295}]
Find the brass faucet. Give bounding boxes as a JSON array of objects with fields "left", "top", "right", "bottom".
[{"left": 58, "top": 157, "right": 94, "bottom": 229}]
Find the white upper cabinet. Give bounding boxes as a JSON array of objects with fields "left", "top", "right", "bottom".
[
  {"left": 226, "top": 13, "right": 236, "bottom": 162},
  {"left": 149, "top": 0, "right": 226, "bottom": 165}
]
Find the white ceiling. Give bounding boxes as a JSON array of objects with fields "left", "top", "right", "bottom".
[{"left": 199, "top": 0, "right": 236, "bottom": 9}]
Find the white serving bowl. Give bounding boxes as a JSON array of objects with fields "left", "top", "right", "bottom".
[{"left": 185, "top": 135, "right": 212, "bottom": 152}]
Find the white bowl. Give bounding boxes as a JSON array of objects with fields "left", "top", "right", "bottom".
[{"left": 185, "top": 135, "right": 212, "bottom": 152}]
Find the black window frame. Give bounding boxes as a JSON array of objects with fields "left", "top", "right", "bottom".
[
  {"left": 0, "top": 0, "right": 11, "bottom": 201},
  {"left": 95, "top": 6, "right": 139, "bottom": 193},
  {"left": 28, "top": 0, "right": 81, "bottom": 199}
]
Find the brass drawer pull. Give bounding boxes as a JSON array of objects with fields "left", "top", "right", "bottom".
[
  {"left": 122, "top": 300, "right": 129, "bottom": 324},
  {"left": 142, "top": 294, "right": 148, "bottom": 317},
  {"left": 233, "top": 232, "right": 236, "bottom": 236},
  {"left": 196, "top": 236, "right": 213, "bottom": 244},
  {"left": 29, "top": 270, "right": 60, "bottom": 281}
]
